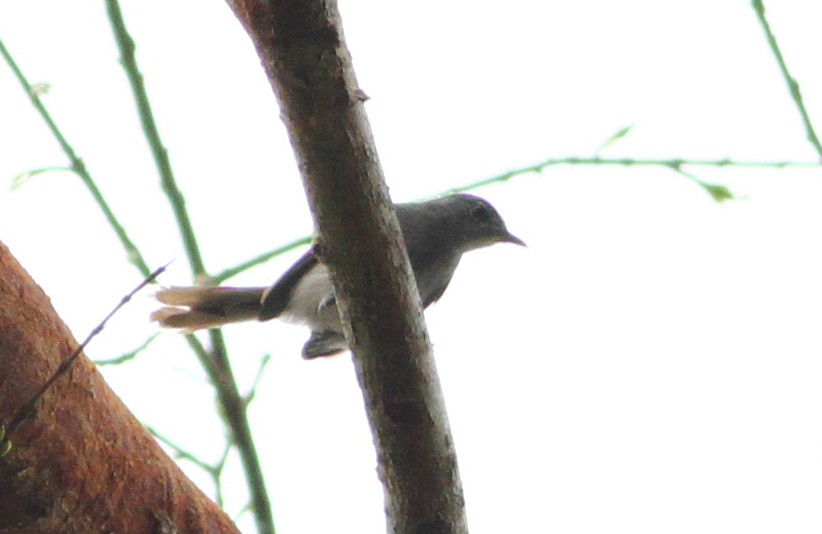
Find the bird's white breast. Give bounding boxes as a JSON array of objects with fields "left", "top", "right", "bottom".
[{"left": 280, "top": 263, "right": 340, "bottom": 332}]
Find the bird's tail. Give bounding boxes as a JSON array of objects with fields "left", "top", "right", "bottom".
[{"left": 151, "top": 286, "right": 267, "bottom": 331}]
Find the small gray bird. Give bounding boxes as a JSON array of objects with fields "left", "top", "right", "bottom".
[{"left": 152, "top": 193, "right": 524, "bottom": 358}]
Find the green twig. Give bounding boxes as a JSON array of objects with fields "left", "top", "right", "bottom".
[
  {"left": 244, "top": 354, "right": 272, "bottom": 406},
  {"left": 751, "top": 0, "right": 822, "bottom": 160},
  {"left": 105, "top": 4, "right": 275, "bottom": 533},
  {"left": 206, "top": 329, "right": 275, "bottom": 534},
  {"left": 213, "top": 441, "right": 233, "bottom": 508},
  {"left": 94, "top": 334, "right": 159, "bottom": 365},
  {"left": 214, "top": 237, "right": 312, "bottom": 283},
  {"left": 173, "top": 287, "right": 276, "bottom": 532},
  {"left": 234, "top": 502, "right": 255, "bottom": 524},
  {"left": 667, "top": 165, "right": 735, "bottom": 203},
  {"left": 0, "top": 36, "right": 151, "bottom": 276},
  {"left": 148, "top": 425, "right": 232, "bottom": 508},
  {"left": 212, "top": 152, "right": 810, "bottom": 281},
  {"left": 180, "top": 334, "right": 220, "bottom": 380},
  {"left": 105, "top": 0, "right": 206, "bottom": 276},
  {"left": 449, "top": 155, "right": 822, "bottom": 194},
  {"left": 148, "top": 425, "right": 219, "bottom": 474}
]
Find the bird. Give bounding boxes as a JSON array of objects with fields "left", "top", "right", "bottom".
[{"left": 151, "top": 193, "right": 524, "bottom": 358}]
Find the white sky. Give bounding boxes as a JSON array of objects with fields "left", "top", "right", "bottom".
[{"left": 2, "top": 1, "right": 822, "bottom": 533}]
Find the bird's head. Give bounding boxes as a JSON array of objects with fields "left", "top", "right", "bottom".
[{"left": 445, "top": 194, "right": 525, "bottom": 252}]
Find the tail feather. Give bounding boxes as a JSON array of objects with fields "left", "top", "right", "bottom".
[{"left": 152, "top": 286, "right": 266, "bottom": 331}]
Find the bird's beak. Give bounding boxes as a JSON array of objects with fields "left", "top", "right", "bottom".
[{"left": 504, "top": 232, "right": 526, "bottom": 247}]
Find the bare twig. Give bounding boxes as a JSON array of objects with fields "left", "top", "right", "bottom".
[{"left": 0, "top": 264, "right": 167, "bottom": 450}]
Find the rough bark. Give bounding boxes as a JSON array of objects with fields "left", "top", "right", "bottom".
[
  {"left": 0, "top": 241, "right": 239, "bottom": 534},
  {"left": 226, "top": 2, "right": 468, "bottom": 533}
]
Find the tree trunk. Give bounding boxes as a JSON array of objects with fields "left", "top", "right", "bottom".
[{"left": 0, "top": 241, "right": 239, "bottom": 534}]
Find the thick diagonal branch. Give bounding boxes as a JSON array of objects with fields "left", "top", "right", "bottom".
[
  {"left": 226, "top": 1, "right": 467, "bottom": 532},
  {"left": 0, "top": 242, "right": 239, "bottom": 534}
]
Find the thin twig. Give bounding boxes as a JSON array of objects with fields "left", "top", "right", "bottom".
[
  {"left": 751, "top": 0, "right": 822, "bottom": 160},
  {"left": 183, "top": 334, "right": 221, "bottom": 380},
  {"left": 0, "top": 265, "right": 167, "bottom": 449},
  {"left": 449, "top": 155, "right": 822, "bottom": 194},
  {"left": 212, "top": 154, "right": 822, "bottom": 284},
  {"left": 214, "top": 441, "right": 233, "bottom": 508},
  {"left": 148, "top": 425, "right": 219, "bottom": 474},
  {"left": 214, "top": 237, "right": 312, "bottom": 283},
  {"left": 667, "top": 165, "right": 735, "bottom": 203},
  {"left": 147, "top": 424, "right": 231, "bottom": 508},
  {"left": 105, "top": 4, "right": 276, "bottom": 533},
  {"left": 206, "top": 329, "right": 275, "bottom": 534},
  {"left": 105, "top": 0, "right": 206, "bottom": 276},
  {"left": 94, "top": 334, "right": 160, "bottom": 366},
  {"left": 244, "top": 355, "right": 272, "bottom": 406},
  {"left": 217, "top": 154, "right": 822, "bottom": 281},
  {"left": 0, "top": 36, "right": 151, "bottom": 276}
]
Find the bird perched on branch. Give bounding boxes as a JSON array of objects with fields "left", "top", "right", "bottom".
[{"left": 152, "top": 193, "right": 524, "bottom": 358}]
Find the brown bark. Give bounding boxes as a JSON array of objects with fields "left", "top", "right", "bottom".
[
  {"left": 226, "top": 2, "right": 468, "bottom": 533},
  {"left": 0, "top": 241, "right": 239, "bottom": 534}
]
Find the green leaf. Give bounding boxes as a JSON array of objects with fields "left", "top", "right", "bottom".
[
  {"left": 700, "top": 181, "right": 735, "bottom": 203},
  {"left": 596, "top": 124, "right": 634, "bottom": 153}
]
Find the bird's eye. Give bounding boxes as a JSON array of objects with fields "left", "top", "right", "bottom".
[{"left": 469, "top": 203, "right": 493, "bottom": 224}]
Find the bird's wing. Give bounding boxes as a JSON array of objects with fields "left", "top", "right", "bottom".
[{"left": 259, "top": 249, "right": 320, "bottom": 320}]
